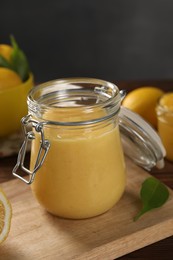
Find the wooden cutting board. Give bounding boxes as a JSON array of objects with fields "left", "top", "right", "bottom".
[{"left": 0, "top": 158, "right": 173, "bottom": 260}]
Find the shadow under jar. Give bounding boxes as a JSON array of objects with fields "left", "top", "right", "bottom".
[{"left": 13, "top": 78, "right": 166, "bottom": 219}]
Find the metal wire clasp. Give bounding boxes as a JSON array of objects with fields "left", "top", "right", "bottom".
[{"left": 12, "top": 115, "right": 50, "bottom": 185}]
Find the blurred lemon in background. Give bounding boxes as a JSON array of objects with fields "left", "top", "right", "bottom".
[
  {"left": 159, "top": 92, "right": 173, "bottom": 111},
  {"left": 0, "top": 44, "right": 12, "bottom": 61},
  {"left": 122, "top": 87, "right": 164, "bottom": 128},
  {"left": 0, "top": 37, "right": 33, "bottom": 137}
]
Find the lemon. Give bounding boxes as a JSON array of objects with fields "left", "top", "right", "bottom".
[
  {"left": 159, "top": 92, "right": 173, "bottom": 111},
  {"left": 0, "top": 38, "right": 33, "bottom": 137},
  {"left": 0, "top": 187, "right": 12, "bottom": 244},
  {"left": 0, "top": 68, "right": 22, "bottom": 90},
  {"left": 0, "top": 44, "right": 12, "bottom": 61},
  {"left": 122, "top": 87, "right": 164, "bottom": 128}
]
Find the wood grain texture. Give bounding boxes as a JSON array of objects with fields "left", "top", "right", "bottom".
[
  {"left": 0, "top": 158, "right": 173, "bottom": 260},
  {"left": 0, "top": 80, "right": 173, "bottom": 259}
]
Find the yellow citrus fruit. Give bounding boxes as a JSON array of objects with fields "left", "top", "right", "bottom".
[
  {"left": 122, "top": 87, "right": 164, "bottom": 128},
  {"left": 0, "top": 187, "right": 12, "bottom": 244},
  {"left": 0, "top": 67, "right": 22, "bottom": 90},
  {"left": 159, "top": 92, "right": 173, "bottom": 111},
  {"left": 0, "top": 44, "right": 13, "bottom": 61}
]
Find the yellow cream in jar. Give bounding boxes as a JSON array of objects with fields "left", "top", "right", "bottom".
[
  {"left": 157, "top": 92, "right": 173, "bottom": 161},
  {"left": 30, "top": 109, "right": 126, "bottom": 219}
]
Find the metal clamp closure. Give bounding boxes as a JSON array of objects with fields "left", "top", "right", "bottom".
[{"left": 12, "top": 115, "right": 50, "bottom": 185}]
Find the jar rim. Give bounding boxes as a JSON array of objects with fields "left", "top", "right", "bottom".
[{"left": 27, "top": 77, "right": 122, "bottom": 126}]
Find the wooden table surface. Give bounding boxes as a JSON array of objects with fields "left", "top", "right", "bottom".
[{"left": 0, "top": 80, "right": 173, "bottom": 259}]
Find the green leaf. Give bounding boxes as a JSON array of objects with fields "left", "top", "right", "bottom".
[
  {"left": 134, "top": 177, "right": 169, "bottom": 221},
  {"left": 10, "top": 35, "right": 30, "bottom": 82},
  {"left": 0, "top": 55, "right": 12, "bottom": 69}
]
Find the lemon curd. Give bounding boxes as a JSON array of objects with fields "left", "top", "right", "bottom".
[
  {"left": 30, "top": 108, "right": 126, "bottom": 219},
  {"left": 13, "top": 79, "right": 166, "bottom": 219},
  {"left": 157, "top": 92, "right": 173, "bottom": 161},
  {"left": 27, "top": 78, "right": 126, "bottom": 219}
]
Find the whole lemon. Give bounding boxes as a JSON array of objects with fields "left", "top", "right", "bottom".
[
  {"left": 0, "top": 38, "right": 33, "bottom": 137},
  {"left": 122, "top": 87, "right": 164, "bottom": 128},
  {"left": 0, "top": 44, "right": 13, "bottom": 61}
]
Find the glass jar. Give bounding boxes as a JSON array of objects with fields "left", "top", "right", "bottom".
[
  {"left": 156, "top": 92, "right": 173, "bottom": 161},
  {"left": 13, "top": 78, "right": 166, "bottom": 219}
]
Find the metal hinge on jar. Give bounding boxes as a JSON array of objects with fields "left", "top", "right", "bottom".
[{"left": 12, "top": 115, "right": 50, "bottom": 185}]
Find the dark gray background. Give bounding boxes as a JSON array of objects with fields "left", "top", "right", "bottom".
[{"left": 1, "top": 0, "right": 173, "bottom": 83}]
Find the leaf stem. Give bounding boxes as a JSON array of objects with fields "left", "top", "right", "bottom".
[{"left": 133, "top": 206, "right": 148, "bottom": 221}]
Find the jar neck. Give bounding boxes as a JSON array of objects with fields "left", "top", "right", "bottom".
[{"left": 27, "top": 78, "right": 122, "bottom": 126}]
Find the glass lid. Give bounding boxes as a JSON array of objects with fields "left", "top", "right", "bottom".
[{"left": 119, "top": 106, "right": 166, "bottom": 170}]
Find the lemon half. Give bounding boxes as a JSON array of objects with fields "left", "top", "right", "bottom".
[{"left": 0, "top": 187, "right": 12, "bottom": 244}]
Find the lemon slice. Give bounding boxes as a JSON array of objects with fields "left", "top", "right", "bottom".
[{"left": 0, "top": 187, "right": 12, "bottom": 244}]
